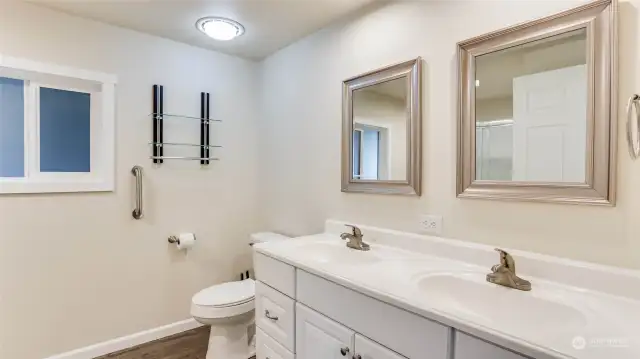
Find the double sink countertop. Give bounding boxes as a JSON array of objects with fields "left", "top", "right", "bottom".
[{"left": 253, "top": 224, "right": 640, "bottom": 359}]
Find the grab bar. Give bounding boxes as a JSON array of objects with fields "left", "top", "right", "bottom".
[
  {"left": 131, "top": 165, "right": 143, "bottom": 219},
  {"left": 627, "top": 94, "right": 640, "bottom": 159}
]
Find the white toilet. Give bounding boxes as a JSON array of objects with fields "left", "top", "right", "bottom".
[{"left": 191, "top": 232, "right": 289, "bottom": 359}]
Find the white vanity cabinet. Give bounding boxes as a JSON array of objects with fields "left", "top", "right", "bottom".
[
  {"left": 454, "top": 332, "right": 528, "bottom": 359},
  {"left": 296, "top": 303, "right": 407, "bottom": 359},
  {"left": 257, "top": 328, "right": 295, "bottom": 359},
  {"left": 296, "top": 303, "right": 355, "bottom": 359},
  {"left": 254, "top": 252, "right": 533, "bottom": 359},
  {"left": 355, "top": 334, "right": 408, "bottom": 359}
]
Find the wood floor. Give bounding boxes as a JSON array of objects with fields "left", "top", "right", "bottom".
[
  {"left": 94, "top": 326, "right": 257, "bottom": 359},
  {"left": 96, "top": 326, "right": 210, "bottom": 359}
]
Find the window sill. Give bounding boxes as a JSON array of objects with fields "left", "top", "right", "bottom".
[{"left": 0, "top": 179, "right": 113, "bottom": 194}]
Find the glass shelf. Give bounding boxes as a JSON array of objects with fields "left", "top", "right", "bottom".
[
  {"left": 149, "top": 142, "right": 222, "bottom": 148},
  {"left": 148, "top": 113, "right": 222, "bottom": 123},
  {"left": 149, "top": 156, "right": 220, "bottom": 161}
]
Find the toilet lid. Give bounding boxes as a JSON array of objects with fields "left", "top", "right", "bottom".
[{"left": 192, "top": 280, "right": 255, "bottom": 307}]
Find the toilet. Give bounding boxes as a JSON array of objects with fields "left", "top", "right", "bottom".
[{"left": 191, "top": 232, "right": 289, "bottom": 359}]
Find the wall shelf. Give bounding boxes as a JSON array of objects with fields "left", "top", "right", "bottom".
[
  {"left": 151, "top": 85, "right": 220, "bottom": 164},
  {"left": 148, "top": 113, "right": 222, "bottom": 123},
  {"left": 149, "top": 142, "right": 222, "bottom": 148}
]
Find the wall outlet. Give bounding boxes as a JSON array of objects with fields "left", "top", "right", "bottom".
[{"left": 419, "top": 215, "right": 443, "bottom": 235}]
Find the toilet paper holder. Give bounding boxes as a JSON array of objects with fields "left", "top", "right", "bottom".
[{"left": 168, "top": 234, "right": 196, "bottom": 245}]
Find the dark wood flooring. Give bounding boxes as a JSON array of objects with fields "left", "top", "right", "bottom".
[
  {"left": 95, "top": 326, "right": 211, "bottom": 359},
  {"left": 94, "top": 326, "right": 257, "bottom": 359}
]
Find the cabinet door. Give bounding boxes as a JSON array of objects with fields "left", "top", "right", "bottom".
[
  {"left": 296, "top": 303, "right": 355, "bottom": 359},
  {"left": 355, "top": 334, "right": 407, "bottom": 359},
  {"left": 455, "top": 332, "right": 528, "bottom": 359}
]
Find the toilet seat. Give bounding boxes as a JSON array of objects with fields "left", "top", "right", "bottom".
[{"left": 191, "top": 279, "right": 255, "bottom": 319}]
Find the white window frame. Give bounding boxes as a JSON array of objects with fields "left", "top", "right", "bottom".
[{"left": 0, "top": 53, "right": 116, "bottom": 194}]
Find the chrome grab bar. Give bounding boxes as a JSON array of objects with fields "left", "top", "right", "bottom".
[
  {"left": 627, "top": 94, "right": 640, "bottom": 159},
  {"left": 131, "top": 165, "right": 143, "bottom": 219}
]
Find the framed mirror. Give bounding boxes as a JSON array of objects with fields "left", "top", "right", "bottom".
[
  {"left": 457, "top": 0, "right": 617, "bottom": 205},
  {"left": 342, "top": 58, "right": 422, "bottom": 195}
]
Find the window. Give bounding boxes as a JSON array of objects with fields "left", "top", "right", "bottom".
[{"left": 0, "top": 54, "right": 116, "bottom": 193}]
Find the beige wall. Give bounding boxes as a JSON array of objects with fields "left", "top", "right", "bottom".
[
  {"left": 476, "top": 97, "right": 513, "bottom": 122},
  {"left": 259, "top": 0, "right": 640, "bottom": 270},
  {"left": 0, "top": 2, "right": 260, "bottom": 358}
]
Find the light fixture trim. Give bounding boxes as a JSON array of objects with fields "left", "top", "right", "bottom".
[{"left": 196, "top": 17, "right": 245, "bottom": 41}]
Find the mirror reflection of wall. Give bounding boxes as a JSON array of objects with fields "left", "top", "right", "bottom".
[
  {"left": 475, "top": 29, "right": 587, "bottom": 183},
  {"left": 352, "top": 77, "right": 407, "bottom": 181}
]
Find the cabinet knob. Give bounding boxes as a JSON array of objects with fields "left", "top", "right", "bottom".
[
  {"left": 353, "top": 355, "right": 362, "bottom": 359},
  {"left": 340, "top": 347, "right": 350, "bottom": 356}
]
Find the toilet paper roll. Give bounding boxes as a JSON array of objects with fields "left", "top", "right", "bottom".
[{"left": 175, "top": 233, "right": 196, "bottom": 250}]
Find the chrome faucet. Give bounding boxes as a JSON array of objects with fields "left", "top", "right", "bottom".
[
  {"left": 340, "top": 225, "right": 370, "bottom": 251},
  {"left": 486, "top": 248, "right": 531, "bottom": 291}
]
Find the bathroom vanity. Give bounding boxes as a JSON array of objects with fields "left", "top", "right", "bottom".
[{"left": 252, "top": 221, "right": 640, "bottom": 359}]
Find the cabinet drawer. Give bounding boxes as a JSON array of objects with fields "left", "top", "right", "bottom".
[
  {"left": 256, "top": 281, "right": 295, "bottom": 352},
  {"left": 257, "top": 328, "right": 294, "bottom": 359},
  {"left": 254, "top": 252, "right": 296, "bottom": 297},
  {"left": 297, "top": 270, "right": 449, "bottom": 359},
  {"left": 455, "top": 332, "right": 529, "bottom": 359}
]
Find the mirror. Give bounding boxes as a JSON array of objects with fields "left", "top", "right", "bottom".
[
  {"left": 475, "top": 29, "right": 587, "bottom": 183},
  {"left": 342, "top": 58, "right": 421, "bottom": 195},
  {"left": 352, "top": 77, "right": 408, "bottom": 181},
  {"left": 457, "top": 0, "right": 617, "bottom": 205}
]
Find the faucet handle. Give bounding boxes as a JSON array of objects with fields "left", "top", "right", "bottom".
[
  {"left": 344, "top": 224, "right": 363, "bottom": 237},
  {"left": 494, "top": 248, "right": 516, "bottom": 273}
]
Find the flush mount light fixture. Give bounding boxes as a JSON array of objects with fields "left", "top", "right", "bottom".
[{"left": 196, "top": 17, "right": 245, "bottom": 41}]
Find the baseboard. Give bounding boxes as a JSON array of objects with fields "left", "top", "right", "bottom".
[{"left": 43, "top": 318, "right": 203, "bottom": 359}]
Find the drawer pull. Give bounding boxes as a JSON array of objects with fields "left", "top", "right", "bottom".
[
  {"left": 264, "top": 310, "right": 279, "bottom": 321},
  {"left": 340, "top": 347, "right": 350, "bottom": 356}
]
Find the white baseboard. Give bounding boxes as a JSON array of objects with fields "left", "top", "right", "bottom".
[{"left": 43, "top": 318, "right": 203, "bottom": 359}]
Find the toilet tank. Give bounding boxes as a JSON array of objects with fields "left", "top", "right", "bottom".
[{"left": 250, "top": 232, "right": 290, "bottom": 245}]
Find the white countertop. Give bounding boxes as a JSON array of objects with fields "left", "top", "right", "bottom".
[{"left": 254, "top": 231, "right": 640, "bottom": 359}]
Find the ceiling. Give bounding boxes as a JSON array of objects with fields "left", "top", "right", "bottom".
[{"left": 29, "top": 0, "right": 375, "bottom": 60}]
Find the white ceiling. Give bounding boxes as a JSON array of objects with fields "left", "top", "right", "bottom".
[{"left": 28, "top": 0, "right": 376, "bottom": 60}]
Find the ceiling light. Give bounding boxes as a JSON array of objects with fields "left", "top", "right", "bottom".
[{"left": 196, "top": 17, "right": 245, "bottom": 41}]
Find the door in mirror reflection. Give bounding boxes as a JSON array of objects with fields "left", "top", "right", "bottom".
[
  {"left": 351, "top": 77, "right": 407, "bottom": 181},
  {"left": 475, "top": 29, "right": 587, "bottom": 183}
]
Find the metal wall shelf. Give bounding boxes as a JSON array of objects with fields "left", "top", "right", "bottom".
[
  {"left": 149, "top": 156, "right": 220, "bottom": 161},
  {"left": 148, "top": 113, "right": 222, "bottom": 123},
  {"left": 151, "top": 85, "right": 220, "bottom": 164},
  {"left": 149, "top": 142, "right": 222, "bottom": 148}
]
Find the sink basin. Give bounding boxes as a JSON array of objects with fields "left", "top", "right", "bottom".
[
  {"left": 415, "top": 273, "right": 587, "bottom": 335},
  {"left": 293, "top": 241, "right": 382, "bottom": 264}
]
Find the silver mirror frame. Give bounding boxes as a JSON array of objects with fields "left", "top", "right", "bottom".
[
  {"left": 341, "top": 58, "right": 422, "bottom": 196},
  {"left": 456, "top": 0, "right": 618, "bottom": 205}
]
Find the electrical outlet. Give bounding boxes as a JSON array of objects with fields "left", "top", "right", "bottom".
[{"left": 419, "top": 215, "right": 443, "bottom": 234}]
